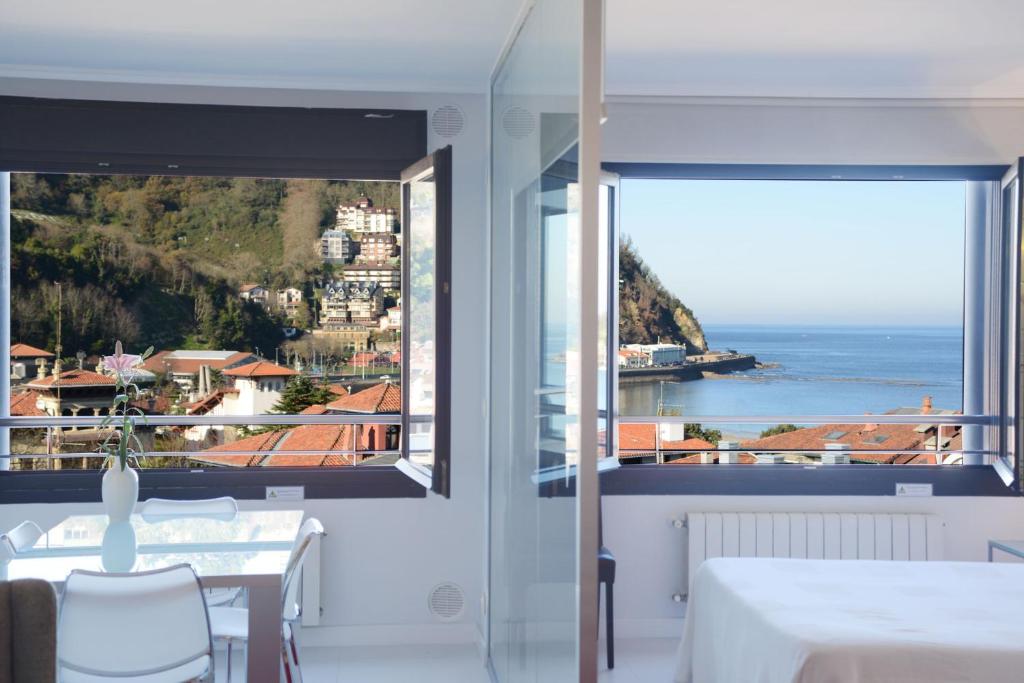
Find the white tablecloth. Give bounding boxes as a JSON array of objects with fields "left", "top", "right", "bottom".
[{"left": 676, "top": 558, "right": 1024, "bottom": 683}]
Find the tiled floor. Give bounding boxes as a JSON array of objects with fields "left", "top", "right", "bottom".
[{"left": 213, "top": 638, "right": 679, "bottom": 682}]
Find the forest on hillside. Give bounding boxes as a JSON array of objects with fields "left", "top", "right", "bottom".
[
  {"left": 9, "top": 173, "right": 398, "bottom": 356},
  {"left": 619, "top": 238, "right": 708, "bottom": 353}
]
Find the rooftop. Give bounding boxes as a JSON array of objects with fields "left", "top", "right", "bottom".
[
  {"left": 222, "top": 360, "right": 298, "bottom": 378},
  {"left": 10, "top": 343, "right": 54, "bottom": 359},
  {"left": 325, "top": 382, "right": 401, "bottom": 414},
  {"left": 25, "top": 369, "right": 117, "bottom": 389}
]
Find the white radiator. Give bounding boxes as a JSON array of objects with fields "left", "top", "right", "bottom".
[{"left": 686, "top": 512, "right": 944, "bottom": 594}]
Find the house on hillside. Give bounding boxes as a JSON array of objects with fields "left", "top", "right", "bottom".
[
  {"left": 320, "top": 229, "right": 355, "bottom": 264},
  {"left": 335, "top": 197, "right": 396, "bottom": 234},
  {"left": 321, "top": 280, "right": 385, "bottom": 327},
  {"left": 239, "top": 284, "right": 270, "bottom": 306}
]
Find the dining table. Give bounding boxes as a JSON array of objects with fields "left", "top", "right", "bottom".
[{"left": 4, "top": 508, "right": 306, "bottom": 683}]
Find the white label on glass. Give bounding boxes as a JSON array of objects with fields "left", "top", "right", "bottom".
[
  {"left": 895, "top": 483, "right": 933, "bottom": 497},
  {"left": 266, "top": 486, "right": 304, "bottom": 501}
]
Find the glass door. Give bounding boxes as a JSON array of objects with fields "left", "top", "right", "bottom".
[{"left": 487, "top": 0, "right": 603, "bottom": 680}]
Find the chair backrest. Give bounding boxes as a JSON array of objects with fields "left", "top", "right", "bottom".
[
  {"left": 140, "top": 496, "right": 238, "bottom": 522},
  {"left": 58, "top": 564, "right": 212, "bottom": 680},
  {"left": 282, "top": 517, "right": 324, "bottom": 622},
  {"left": 1, "top": 521, "right": 44, "bottom": 556}
]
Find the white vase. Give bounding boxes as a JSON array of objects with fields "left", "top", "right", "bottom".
[
  {"left": 101, "top": 521, "right": 137, "bottom": 572},
  {"left": 102, "top": 461, "right": 139, "bottom": 522}
]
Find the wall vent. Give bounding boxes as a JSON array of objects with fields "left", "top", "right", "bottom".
[
  {"left": 501, "top": 106, "right": 535, "bottom": 139},
  {"left": 428, "top": 582, "right": 465, "bottom": 621},
  {"left": 431, "top": 105, "right": 465, "bottom": 139}
]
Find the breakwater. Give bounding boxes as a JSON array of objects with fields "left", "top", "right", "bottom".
[{"left": 619, "top": 353, "right": 757, "bottom": 385}]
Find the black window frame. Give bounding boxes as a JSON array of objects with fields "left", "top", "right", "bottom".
[
  {"left": 595, "top": 161, "right": 1020, "bottom": 498},
  {"left": 0, "top": 96, "right": 439, "bottom": 502}
]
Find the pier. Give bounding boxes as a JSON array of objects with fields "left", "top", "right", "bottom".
[{"left": 619, "top": 352, "right": 757, "bottom": 385}]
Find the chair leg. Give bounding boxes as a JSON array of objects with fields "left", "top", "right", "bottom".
[
  {"left": 225, "top": 639, "right": 233, "bottom": 682},
  {"left": 606, "top": 581, "right": 615, "bottom": 670},
  {"left": 289, "top": 624, "right": 303, "bottom": 683},
  {"left": 281, "top": 636, "right": 294, "bottom": 683}
]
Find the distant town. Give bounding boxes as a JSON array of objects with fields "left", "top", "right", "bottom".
[{"left": 7, "top": 195, "right": 406, "bottom": 470}]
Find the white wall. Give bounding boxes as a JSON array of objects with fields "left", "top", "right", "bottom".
[
  {"left": 602, "top": 494, "right": 1024, "bottom": 638},
  {"left": 0, "top": 79, "right": 490, "bottom": 646},
  {"left": 597, "top": 95, "right": 1024, "bottom": 637},
  {"left": 603, "top": 97, "right": 1024, "bottom": 166}
]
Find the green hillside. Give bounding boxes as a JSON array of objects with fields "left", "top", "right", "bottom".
[
  {"left": 619, "top": 238, "right": 708, "bottom": 353},
  {"left": 9, "top": 173, "right": 398, "bottom": 356}
]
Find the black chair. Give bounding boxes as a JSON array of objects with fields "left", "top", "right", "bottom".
[{"left": 598, "top": 486, "right": 616, "bottom": 670}]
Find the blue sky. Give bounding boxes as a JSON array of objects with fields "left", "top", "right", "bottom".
[{"left": 620, "top": 179, "right": 967, "bottom": 326}]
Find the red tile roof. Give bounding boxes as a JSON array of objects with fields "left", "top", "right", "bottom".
[
  {"left": 190, "top": 424, "right": 358, "bottom": 468},
  {"left": 617, "top": 424, "right": 715, "bottom": 456},
  {"left": 26, "top": 369, "right": 116, "bottom": 389},
  {"left": 9, "top": 390, "right": 46, "bottom": 417},
  {"left": 141, "top": 350, "right": 256, "bottom": 375},
  {"left": 222, "top": 361, "right": 297, "bottom": 378},
  {"left": 325, "top": 382, "right": 400, "bottom": 414},
  {"left": 185, "top": 389, "right": 238, "bottom": 415},
  {"left": 739, "top": 422, "right": 946, "bottom": 464},
  {"left": 10, "top": 343, "right": 54, "bottom": 359},
  {"left": 300, "top": 404, "right": 329, "bottom": 415}
]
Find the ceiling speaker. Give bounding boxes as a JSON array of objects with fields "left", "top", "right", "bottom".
[
  {"left": 431, "top": 105, "right": 465, "bottom": 138},
  {"left": 501, "top": 106, "right": 535, "bottom": 139},
  {"left": 428, "top": 582, "right": 465, "bottom": 621}
]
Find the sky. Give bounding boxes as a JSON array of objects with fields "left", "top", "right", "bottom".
[{"left": 620, "top": 179, "right": 967, "bottom": 326}]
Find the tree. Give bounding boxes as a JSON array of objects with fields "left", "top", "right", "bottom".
[
  {"left": 759, "top": 424, "right": 799, "bottom": 438},
  {"left": 686, "top": 424, "right": 722, "bottom": 444},
  {"left": 270, "top": 375, "right": 336, "bottom": 414}
]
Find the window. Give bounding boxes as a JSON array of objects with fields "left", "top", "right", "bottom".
[
  {"left": 602, "top": 164, "right": 1019, "bottom": 495},
  {"left": 0, "top": 97, "right": 450, "bottom": 500}
]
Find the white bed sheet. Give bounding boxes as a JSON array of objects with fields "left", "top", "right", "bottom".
[{"left": 676, "top": 558, "right": 1024, "bottom": 683}]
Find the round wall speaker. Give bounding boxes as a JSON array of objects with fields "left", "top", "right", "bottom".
[
  {"left": 501, "top": 106, "right": 535, "bottom": 139},
  {"left": 431, "top": 105, "right": 465, "bottom": 139},
  {"left": 428, "top": 582, "right": 465, "bottom": 621}
]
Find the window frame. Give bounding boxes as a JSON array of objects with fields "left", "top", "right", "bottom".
[
  {"left": 397, "top": 146, "right": 453, "bottom": 497},
  {"left": 0, "top": 97, "right": 435, "bottom": 502},
  {"left": 595, "top": 162, "right": 1020, "bottom": 498}
]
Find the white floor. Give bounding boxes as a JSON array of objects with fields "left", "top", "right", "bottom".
[{"left": 213, "top": 638, "right": 679, "bottom": 682}]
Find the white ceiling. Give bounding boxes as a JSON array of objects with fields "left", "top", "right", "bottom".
[
  {"left": 2, "top": 0, "right": 1024, "bottom": 98},
  {"left": 606, "top": 0, "right": 1024, "bottom": 99}
]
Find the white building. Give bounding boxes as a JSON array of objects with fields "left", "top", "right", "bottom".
[
  {"left": 335, "top": 197, "right": 396, "bottom": 234},
  {"left": 320, "top": 229, "right": 354, "bottom": 264},
  {"left": 623, "top": 342, "right": 686, "bottom": 366},
  {"left": 239, "top": 284, "right": 270, "bottom": 306},
  {"left": 184, "top": 360, "right": 297, "bottom": 444}
]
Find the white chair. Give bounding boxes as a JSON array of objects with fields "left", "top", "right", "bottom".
[
  {"left": 1, "top": 520, "right": 45, "bottom": 559},
  {"left": 140, "top": 496, "right": 238, "bottom": 522},
  {"left": 58, "top": 564, "right": 214, "bottom": 682},
  {"left": 140, "top": 497, "right": 241, "bottom": 608},
  {"left": 209, "top": 517, "right": 324, "bottom": 683}
]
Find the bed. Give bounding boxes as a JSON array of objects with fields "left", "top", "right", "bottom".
[{"left": 675, "top": 557, "right": 1024, "bottom": 683}]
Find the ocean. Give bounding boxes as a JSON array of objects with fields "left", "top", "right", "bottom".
[{"left": 618, "top": 325, "right": 964, "bottom": 439}]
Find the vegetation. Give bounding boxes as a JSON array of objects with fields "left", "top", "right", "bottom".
[
  {"left": 619, "top": 238, "right": 707, "bottom": 352},
  {"left": 759, "top": 424, "right": 800, "bottom": 438},
  {"left": 9, "top": 173, "right": 398, "bottom": 356},
  {"left": 270, "top": 375, "right": 337, "bottom": 414},
  {"left": 686, "top": 424, "right": 722, "bottom": 444}
]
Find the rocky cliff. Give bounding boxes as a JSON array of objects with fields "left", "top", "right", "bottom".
[{"left": 619, "top": 239, "right": 708, "bottom": 353}]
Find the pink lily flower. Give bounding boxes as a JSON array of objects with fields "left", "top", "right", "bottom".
[{"left": 103, "top": 340, "right": 142, "bottom": 378}]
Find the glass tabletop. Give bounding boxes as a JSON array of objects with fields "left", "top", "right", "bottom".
[{"left": 3, "top": 510, "right": 304, "bottom": 582}]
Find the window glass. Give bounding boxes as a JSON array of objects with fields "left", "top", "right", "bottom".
[
  {"left": 617, "top": 179, "right": 969, "bottom": 466},
  {"left": 8, "top": 173, "right": 403, "bottom": 470}
]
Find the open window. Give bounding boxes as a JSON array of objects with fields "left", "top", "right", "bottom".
[{"left": 397, "top": 146, "right": 452, "bottom": 497}]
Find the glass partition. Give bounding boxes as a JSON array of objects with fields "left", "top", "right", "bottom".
[{"left": 488, "top": 0, "right": 586, "bottom": 679}]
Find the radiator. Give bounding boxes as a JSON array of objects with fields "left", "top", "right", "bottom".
[{"left": 686, "top": 512, "right": 944, "bottom": 594}]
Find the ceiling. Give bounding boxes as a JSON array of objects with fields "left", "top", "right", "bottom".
[
  {"left": 2, "top": 0, "right": 1023, "bottom": 98},
  {"left": 606, "top": 0, "right": 1024, "bottom": 99}
]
